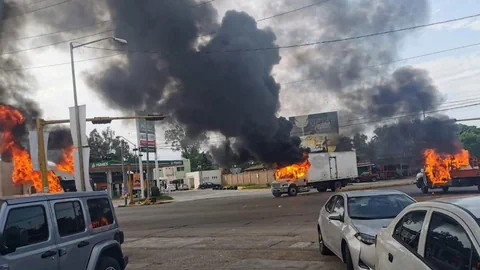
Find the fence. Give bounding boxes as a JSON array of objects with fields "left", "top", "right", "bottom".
[{"left": 222, "top": 170, "right": 275, "bottom": 186}]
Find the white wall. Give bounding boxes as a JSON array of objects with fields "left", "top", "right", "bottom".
[{"left": 185, "top": 170, "right": 222, "bottom": 189}]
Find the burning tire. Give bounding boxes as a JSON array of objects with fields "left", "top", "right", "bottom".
[
  {"left": 288, "top": 185, "right": 298, "bottom": 196},
  {"left": 96, "top": 256, "right": 121, "bottom": 270}
]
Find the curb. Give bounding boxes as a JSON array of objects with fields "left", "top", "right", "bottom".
[
  {"left": 342, "top": 180, "right": 415, "bottom": 192},
  {"left": 117, "top": 200, "right": 174, "bottom": 208}
]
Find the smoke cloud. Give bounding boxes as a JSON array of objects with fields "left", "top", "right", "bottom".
[{"left": 34, "top": 0, "right": 459, "bottom": 166}]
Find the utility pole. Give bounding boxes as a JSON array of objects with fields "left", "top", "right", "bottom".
[
  {"left": 146, "top": 126, "right": 150, "bottom": 199},
  {"left": 36, "top": 118, "right": 49, "bottom": 193},
  {"left": 120, "top": 140, "right": 126, "bottom": 206}
]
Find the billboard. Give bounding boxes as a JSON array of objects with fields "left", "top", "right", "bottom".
[
  {"left": 136, "top": 111, "right": 156, "bottom": 152},
  {"left": 289, "top": 111, "right": 339, "bottom": 153}
]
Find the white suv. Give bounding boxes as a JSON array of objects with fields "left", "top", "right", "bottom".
[{"left": 375, "top": 196, "right": 480, "bottom": 270}]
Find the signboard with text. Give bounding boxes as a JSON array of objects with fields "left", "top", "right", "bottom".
[
  {"left": 289, "top": 111, "right": 340, "bottom": 153},
  {"left": 136, "top": 111, "right": 156, "bottom": 153}
]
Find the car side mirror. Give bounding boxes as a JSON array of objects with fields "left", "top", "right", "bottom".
[
  {"left": 0, "top": 232, "right": 17, "bottom": 255},
  {"left": 328, "top": 213, "right": 343, "bottom": 222}
]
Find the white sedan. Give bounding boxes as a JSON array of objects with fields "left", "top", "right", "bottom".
[
  {"left": 317, "top": 190, "right": 415, "bottom": 270},
  {"left": 375, "top": 196, "right": 480, "bottom": 270}
]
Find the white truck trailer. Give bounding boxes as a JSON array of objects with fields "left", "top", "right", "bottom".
[{"left": 271, "top": 151, "right": 358, "bottom": 197}]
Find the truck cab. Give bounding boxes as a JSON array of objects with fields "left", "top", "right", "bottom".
[{"left": 271, "top": 179, "right": 309, "bottom": 197}]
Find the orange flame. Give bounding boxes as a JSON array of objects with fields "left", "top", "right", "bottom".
[
  {"left": 92, "top": 217, "right": 110, "bottom": 228},
  {"left": 274, "top": 154, "right": 311, "bottom": 180},
  {"left": 424, "top": 148, "right": 470, "bottom": 185},
  {"left": 56, "top": 145, "right": 74, "bottom": 174},
  {"left": 0, "top": 105, "right": 63, "bottom": 193}
]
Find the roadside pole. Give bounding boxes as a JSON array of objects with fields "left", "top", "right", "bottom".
[
  {"left": 36, "top": 118, "right": 49, "bottom": 193},
  {"left": 120, "top": 140, "right": 127, "bottom": 206},
  {"left": 128, "top": 163, "right": 134, "bottom": 205},
  {"left": 35, "top": 114, "right": 168, "bottom": 193}
]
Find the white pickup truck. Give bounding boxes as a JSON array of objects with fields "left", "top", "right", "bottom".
[{"left": 271, "top": 151, "right": 358, "bottom": 197}]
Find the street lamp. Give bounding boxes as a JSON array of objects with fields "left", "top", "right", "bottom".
[{"left": 70, "top": 37, "right": 128, "bottom": 192}]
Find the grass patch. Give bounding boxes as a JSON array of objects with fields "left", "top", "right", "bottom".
[{"left": 239, "top": 184, "right": 270, "bottom": 190}]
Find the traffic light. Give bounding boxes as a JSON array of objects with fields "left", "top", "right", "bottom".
[
  {"left": 91, "top": 117, "right": 112, "bottom": 124},
  {"left": 146, "top": 114, "right": 166, "bottom": 121}
]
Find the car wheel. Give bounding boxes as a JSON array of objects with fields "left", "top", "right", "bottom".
[
  {"left": 318, "top": 226, "right": 332, "bottom": 255},
  {"left": 287, "top": 186, "right": 298, "bottom": 196},
  {"left": 442, "top": 186, "right": 449, "bottom": 193},
  {"left": 317, "top": 187, "right": 327, "bottom": 192},
  {"left": 272, "top": 192, "right": 282, "bottom": 198},
  {"left": 355, "top": 178, "right": 360, "bottom": 183},
  {"left": 96, "top": 256, "right": 121, "bottom": 270},
  {"left": 371, "top": 177, "right": 377, "bottom": 182},
  {"left": 343, "top": 244, "right": 354, "bottom": 270},
  {"left": 421, "top": 185, "right": 428, "bottom": 194}
]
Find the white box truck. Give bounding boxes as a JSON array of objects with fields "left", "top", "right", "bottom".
[{"left": 271, "top": 151, "right": 358, "bottom": 197}]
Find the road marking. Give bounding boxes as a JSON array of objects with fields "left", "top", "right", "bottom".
[{"left": 289, "top": 241, "right": 314, "bottom": 248}]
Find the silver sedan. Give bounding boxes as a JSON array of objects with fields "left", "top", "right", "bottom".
[{"left": 317, "top": 190, "right": 416, "bottom": 270}]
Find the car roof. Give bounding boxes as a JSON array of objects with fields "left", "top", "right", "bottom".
[
  {"left": 341, "top": 189, "right": 407, "bottom": 197},
  {"left": 435, "top": 196, "right": 480, "bottom": 219},
  {"left": 0, "top": 191, "right": 109, "bottom": 205}
]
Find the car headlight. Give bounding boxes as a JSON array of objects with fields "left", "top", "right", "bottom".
[{"left": 355, "top": 232, "right": 375, "bottom": 245}]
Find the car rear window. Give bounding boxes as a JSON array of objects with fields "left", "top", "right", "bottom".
[
  {"left": 348, "top": 194, "right": 415, "bottom": 219},
  {"left": 87, "top": 198, "right": 114, "bottom": 228}
]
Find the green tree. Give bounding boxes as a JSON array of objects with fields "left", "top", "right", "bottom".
[
  {"left": 88, "top": 127, "right": 136, "bottom": 163},
  {"left": 459, "top": 124, "right": 480, "bottom": 158},
  {"left": 164, "top": 123, "right": 215, "bottom": 171}
]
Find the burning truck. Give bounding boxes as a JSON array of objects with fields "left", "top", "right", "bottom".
[
  {"left": 416, "top": 149, "right": 480, "bottom": 194},
  {"left": 271, "top": 151, "right": 358, "bottom": 197}
]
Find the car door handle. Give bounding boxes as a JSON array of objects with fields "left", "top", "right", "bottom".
[
  {"left": 41, "top": 250, "right": 57, "bottom": 259},
  {"left": 77, "top": 241, "right": 90, "bottom": 248},
  {"left": 388, "top": 253, "right": 394, "bottom": 262}
]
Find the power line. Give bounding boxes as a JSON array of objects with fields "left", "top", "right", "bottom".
[
  {"left": 3, "top": 0, "right": 73, "bottom": 21},
  {"left": 4, "top": 0, "right": 216, "bottom": 42},
  {"left": 340, "top": 97, "right": 480, "bottom": 123},
  {"left": 280, "top": 41, "right": 480, "bottom": 86},
  {"left": 8, "top": 20, "right": 113, "bottom": 42},
  {"left": 257, "top": 0, "right": 331, "bottom": 22},
  {"left": 339, "top": 102, "right": 480, "bottom": 128},
  {"left": 84, "top": 12, "right": 480, "bottom": 55},
  {"left": 0, "top": 28, "right": 115, "bottom": 56}
]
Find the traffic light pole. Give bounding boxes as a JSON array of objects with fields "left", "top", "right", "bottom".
[{"left": 35, "top": 114, "right": 167, "bottom": 193}]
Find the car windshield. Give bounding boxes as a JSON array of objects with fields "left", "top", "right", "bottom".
[{"left": 348, "top": 194, "right": 415, "bottom": 220}]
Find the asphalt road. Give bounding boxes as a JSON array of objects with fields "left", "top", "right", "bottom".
[{"left": 117, "top": 184, "right": 479, "bottom": 269}]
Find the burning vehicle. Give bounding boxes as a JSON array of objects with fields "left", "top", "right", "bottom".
[
  {"left": 0, "top": 105, "right": 74, "bottom": 194},
  {"left": 271, "top": 151, "right": 358, "bottom": 197},
  {"left": 416, "top": 149, "right": 480, "bottom": 194}
]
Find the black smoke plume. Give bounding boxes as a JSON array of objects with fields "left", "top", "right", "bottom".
[{"left": 0, "top": 1, "right": 43, "bottom": 160}]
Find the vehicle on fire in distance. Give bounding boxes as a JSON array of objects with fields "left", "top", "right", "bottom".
[
  {"left": 198, "top": 182, "right": 222, "bottom": 189},
  {"left": 271, "top": 151, "right": 358, "bottom": 197},
  {"left": 416, "top": 154, "right": 480, "bottom": 194},
  {"left": 375, "top": 196, "right": 480, "bottom": 270},
  {"left": 317, "top": 190, "right": 415, "bottom": 270},
  {"left": 0, "top": 192, "right": 127, "bottom": 270}
]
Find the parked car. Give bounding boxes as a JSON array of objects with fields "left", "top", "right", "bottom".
[
  {"left": 166, "top": 184, "right": 176, "bottom": 192},
  {"left": 317, "top": 190, "right": 415, "bottom": 270},
  {"left": 375, "top": 196, "right": 480, "bottom": 270},
  {"left": 354, "top": 172, "right": 379, "bottom": 183},
  {"left": 198, "top": 182, "right": 222, "bottom": 189},
  {"left": 0, "top": 191, "right": 127, "bottom": 270},
  {"left": 177, "top": 184, "right": 189, "bottom": 191}
]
